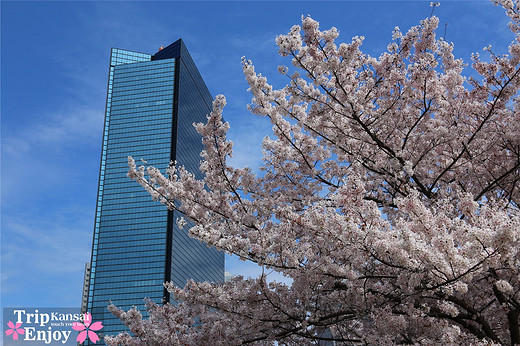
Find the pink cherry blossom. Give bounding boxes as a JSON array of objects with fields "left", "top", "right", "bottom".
[
  {"left": 5, "top": 321, "right": 24, "bottom": 341},
  {"left": 110, "top": 0, "right": 520, "bottom": 344},
  {"left": 72, "top": 313, "right": 103, "bottom": 344}
]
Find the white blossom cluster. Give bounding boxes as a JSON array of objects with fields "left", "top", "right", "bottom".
[{"left": 108, "top": 1, "right": 520, "bottom": 344}]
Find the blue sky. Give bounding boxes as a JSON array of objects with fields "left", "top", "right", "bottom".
[{"left": 1, "top": 0, "right": 513, "bottom": 313}]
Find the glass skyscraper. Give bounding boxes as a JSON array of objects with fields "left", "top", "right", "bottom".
[{"left": 86, "top": 39, "right": 224, "bottom": 341}]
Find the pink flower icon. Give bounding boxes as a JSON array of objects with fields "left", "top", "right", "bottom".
[
  {"left": 5, "top": 321, "right": 25, "bottom": 340},
  {"left": 72, "top": 313, "right": 103, "bottom": 344}
]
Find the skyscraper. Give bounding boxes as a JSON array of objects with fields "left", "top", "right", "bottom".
[{"left": 86, "top": 39, "right": 225, "bottom": 340}]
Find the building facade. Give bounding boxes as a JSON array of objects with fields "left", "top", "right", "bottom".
[
  {"left": 81, "top": 262, "right": 91, "bottom": 314},
  {"left": 86, "top": 40, "right": 224, "bottom": 341}
]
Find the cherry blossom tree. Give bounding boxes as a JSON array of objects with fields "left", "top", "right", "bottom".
[{"left": 107, "top": 1, "right": 520, "bottom": 344}]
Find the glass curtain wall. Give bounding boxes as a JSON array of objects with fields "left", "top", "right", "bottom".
[
  {"left": 86, "top": 41, "right": 225, "bottom": 343},
  {"left": 87, "top": 48, "right": 175, "bottom": 338}
]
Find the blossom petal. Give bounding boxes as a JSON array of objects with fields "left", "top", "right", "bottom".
[
  {"left": 16, "top": 328, "right": 25, "bottom": 335},
  {"left": 5, "top": 329, "right": 14, "bottom": 336},
  {"left": 7, "top": 321, "right": 14, "bottom": 329},
  {"left": 88, "top": 330, "right": 99, "bottom": 343},
  {"left": 77, "top": 330, "right": 87, "bottom": 344},
  {"left": 72, "top": 322, "right": 86, "bottom": 331},
  {"left": 83, "top": 313, "right": 92, "bottom": 327},
  {"left": 13, "top": 332, "right": 19, "bottom": 341},
  {"left": 14, "top": 322, "right": 22, "bottom": 329},
  {"left": 89, "top": 321, "right": 103, "bottom": 331}
]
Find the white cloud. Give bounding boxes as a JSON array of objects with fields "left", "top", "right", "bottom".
[
  {"left": 3, "top": 216, "right": 91, "bottom": 275},
  {"left": 225, "top": 254, "right": 293, "bottom": 286},
  {"left": 1, "top": 205, "right": 93, "bottom": 307},
  {"left": 227, "top": 116, "right": 271, "bottom": 170},
  {"left": 2, "top": 105, "right": 103, "bottom": 158}
]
